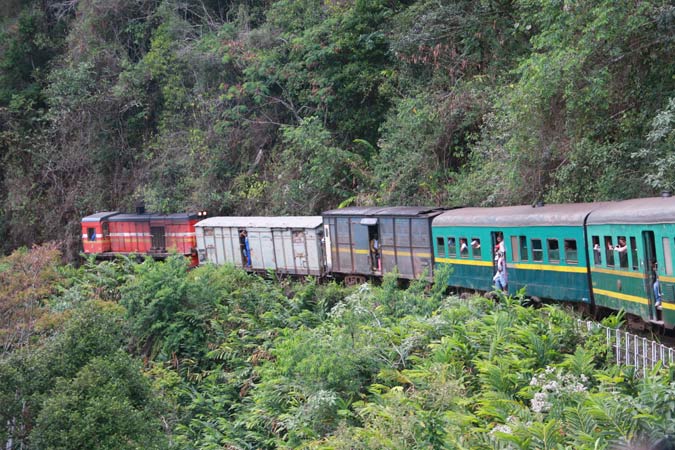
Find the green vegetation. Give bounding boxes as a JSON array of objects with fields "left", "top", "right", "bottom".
[
  {"left": 0, "top": 0, "right": 673, "bottom": 258},
  {"left": 2, "top": 245, "right": 675, "bottom": 448}
]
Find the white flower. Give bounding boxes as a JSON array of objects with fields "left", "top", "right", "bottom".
[
  {"left": 490, "top": 424, "right": 513, "bottom": 435},
  {"left": 531, "top": 392, "right": 551, "bottom": 413}
]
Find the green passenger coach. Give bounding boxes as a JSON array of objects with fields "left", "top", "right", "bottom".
[
  {"left": 432, "top": 203, "right": 598, "bottom": 303},
  {"left": 585, "top": 196, "right": 675, "bottom": 328}
]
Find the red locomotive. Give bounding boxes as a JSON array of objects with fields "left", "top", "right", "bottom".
[{"left": 81, "top": 207, "right": 207, "bottom": 266}]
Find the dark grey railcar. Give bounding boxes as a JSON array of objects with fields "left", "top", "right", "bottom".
[{"left": 322, "top": 207, "right": 446, "bottom": 281}]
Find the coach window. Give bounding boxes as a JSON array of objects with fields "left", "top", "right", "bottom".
[
  {"left": 547, "top": 239, "right": 560, "bottom": 263},
  {"left": 564, "top": 239, "right": 578, "bottom": 264},
  {"left": 459, "top": 237, "right": 469, "bottom": 257},
  {"left": 630, "top": 237, "right": 638, "bottom": 271},
  {"left": 510, "top": 236, "right": 520, "bottom": 261},
  {"left": 663, "top": 238, "right": 673, "bottom": 275},
  {"left": 448, "top": 237, "right": 457, "bottom": 257},
  {"left": 87, "top": 227, "right": 96, "bottom": 241},
  {"left": 471, "top": 238, "right": 481, "bottom": 259},
  {"left": 532, "top": 239, "right": 543, "bottom": 262},
  {"left": 617, "top": 236, "right": 628, "bottom": 269},
  {"left": 604, "top": 236, "right": 615, "bottom": 267},
  {"left": 436, "top": 237, "right": 446, "bottom": 258},
  {"left": 520, "top": 236, "right": 529, "bottom": 261},
  {"left": 592, "top": 236, "right": 601, "bottom": 266}
]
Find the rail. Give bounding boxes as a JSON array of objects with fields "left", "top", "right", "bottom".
[{"left": 576, "top": 319, "right": 675, "bottom": 377}]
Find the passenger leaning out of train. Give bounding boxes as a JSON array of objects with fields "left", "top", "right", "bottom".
[
  {"left": 652, "top": 260, "right": 663, "bottom": 307},
  {"left": 613, "top": 237, "right": 627, "bottom": 253},
  {"left": 239, "top": 230, "right": 251, "bottom": 267},
  {"left": 459, "top": 238, "right": 468, "bottom": 255},
  {"left": 493, "top": 250, "right": 508, "bottom": 292},
  {"left": 613, "top": 237, "right": 628, "bottom": 267},
  {"left": 494, "top": 234, "right": 505, "bottom": 255}
]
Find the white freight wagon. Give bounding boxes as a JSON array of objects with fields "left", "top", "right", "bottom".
[{"left": 195, "top": 216, "right": 326, "bottom": 276}]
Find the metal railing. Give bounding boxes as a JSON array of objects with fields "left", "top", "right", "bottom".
[{"left": 576, "top": 319, "right": 675, "bottom": 377}]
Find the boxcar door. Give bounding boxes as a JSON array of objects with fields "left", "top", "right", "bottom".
[
  {"left": 642, "top": 231, "right": 657, "bottom": 320},
  {"left": 292, "top": 230, "right": 310, "bottom": 275},
  {"left": 202, "top": 227, "right": 217, "bottom": 263}
]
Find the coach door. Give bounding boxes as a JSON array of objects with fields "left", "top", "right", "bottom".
[
  {"left": 491, "top": 231, "right": 504, "bottom": 272},
  {"left": 642, "top": 231, "right": 658, "bottom": 320}
]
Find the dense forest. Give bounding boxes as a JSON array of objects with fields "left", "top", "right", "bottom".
[
  {"left": 0, "top": 0, "right": 674, "bottom": 260},
  {"left": 1, "top": 2, "right": 675, "bottom": 448},
  {"left": 3, "top": 247, "right": 675, "bottom": 449}
]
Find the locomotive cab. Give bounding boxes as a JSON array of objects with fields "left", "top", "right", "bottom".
[{"left": 81, "top": 211, "right": 118, "bottom": 254}]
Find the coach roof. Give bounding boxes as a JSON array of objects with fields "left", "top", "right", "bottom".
[
  {"left": 322, "top": 206, "right": 446, "bottom": 218},
  {"left": 587, "top": 196, "right": 675, "bottom": 225},
  {"left": 433, "top": 203, "right": 601, "bottom": 227},
  {"left": 196, "top": 216, "right": 324, "bottom": 229}
]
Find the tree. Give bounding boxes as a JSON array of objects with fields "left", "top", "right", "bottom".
[
  {"left": 0, "top": 243, "right": 62, "bottom": 353},
  {"left": 30, "top": 352, "right": 170, "bottom": 450}
]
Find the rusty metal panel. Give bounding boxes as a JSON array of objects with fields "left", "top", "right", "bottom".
[
  {"left": 395, "top": 218, "right": 411, "bottom": 247},
  {"left": 380, "top": 217, "right": 395, "bottom": 246},
  {"left": 379, "top": 218, "right": 396, "bottom": 274},
  {"left": 336, "top": 218, "right": 353, "bottom": 272},
  {"left": 392, "top": 217, "right": 412, "bottom": 277},
  {"left": 411, "top": 219, "right": 430, "bottom": 247},
  {"left": 413, "top": 248, "right": 434, "bottom": 278}
]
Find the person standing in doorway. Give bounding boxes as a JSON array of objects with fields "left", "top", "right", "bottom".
[
  {"left": 493, "top": 250, "right": 508, "bottom": 293},
  {"left": 651, "top": 260, "right": 662, "bottom": 307}
]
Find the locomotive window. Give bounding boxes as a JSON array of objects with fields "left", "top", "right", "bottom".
[
  {"left": 604, "top": 236, "right": 615, "bottom": 267},
  {"left": 520, "top": 236, "right": 528, "bottom": 261},
  {"left": 459, "top": 237, "right": 469, "bottom": 257},
  {"left": 436, "top": 237, "right": 446, "bottom": 258},
  {"left": 448, "top": 237, "right": 457, "bottom": 257},
  {"left": 617, "top": 236, "right": 628, "bottom": 269},
  {"left": 547, "top": 239, "right": 560, "bottom": 263},
  {"left": 510, "top": 236, "right": 520, "bottom": 261},
  {"left": 564, "top": 239, "right": 578, "bottom": 264},
  {"left": 102, "top": 222, "right": 109, "bottom": 237},
  {"left": 663, "top": 238, "right": 673, "bottom": 275},
  {"left": 592, "top": 236, "right": 601, "bottom": 266},
  {"left": 471, "top": 238, "right": 481, "bottom": 259},
  {"left": 630, "top": 237, "right": 638, "bottom": 271},
  {"left": 531, "top": 239, "right": 543, "bottom": 262},
  {"left": 87, "top": 227, "right": 96, "bottom": 241}
]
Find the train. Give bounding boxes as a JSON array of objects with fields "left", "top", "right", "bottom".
[{"left": 82, "top": 195, "right": 675, "bottom": 329}]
